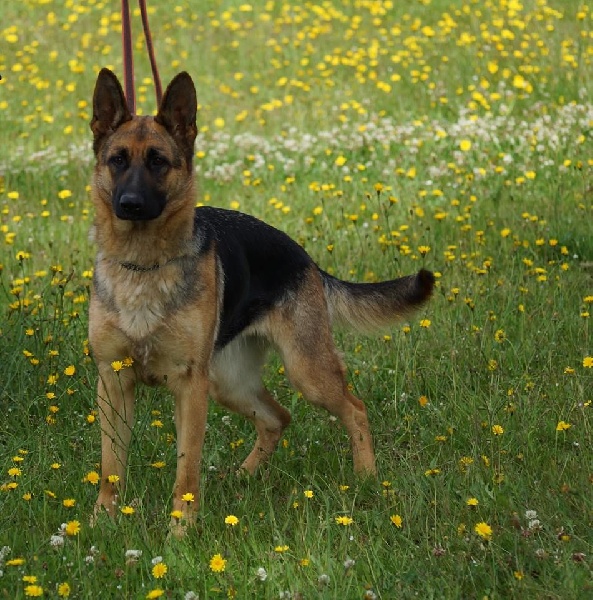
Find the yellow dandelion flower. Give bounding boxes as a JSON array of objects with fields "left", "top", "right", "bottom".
[
  {"left": 181, "top": 492, "right": 195, "bottom": 503},
  {"left": 107, "top": 474, "right": 120, "bottom": 484},
  {"left": 466, "top": 497, "right": 479, "bottom": 506},
  {"left": 224, "top": 515, "right": 239, "bottom": 526},
  {"left": 62, "top": 498, "right": 76, "bottom": 508},
  {"left": 390, "top": 514, "right": 403, "bottom": 528},
  {"left": 335, "top": 515, "right": 353, "bottom": 526},
  {"left": 494, "top": 329, "right": 506, "bottom": 343},
  {"left": 63, "top": 365, "right": 75, "bottom": 376},
  {"left": 24, "top": 585, "right": 44, "bottom": 597},
  {"left": 120, "top": 505, "right": 135, "bottom": 515},
  {"left": 474, "top": 521, "right": 492, "bottom": 540},
  {"left": 84, "top": 471, "right": 100, "bottom": 485},
  {"left": 57, "top": 582, "right": 71, "bottom": 597},
  {"left": 459, "top": 139, "right": 472, "bottom": 152},
  {"left": 111, "top": 360, "right": 123, "bottom": 372},
  {"left": 582, "top": 356, "right": 593, "bottom": 368},
  {"left": 274, "top": 545, "right": 290, "bottom": 553},
  {"left": 491, "top": 424, "right": 504, "bottom": 436},
  {"left": 64, "top": 520, "right": 81, "bottom": 536},
  {"left": 303, "top": 490, "right": 314, "bottom": 499},
  {"left": 146, "top": 590, "right": 164, "bottom": 599},
  {"left": 209, "top": 553, "right": 227, "bottom": 572},
  {"left": 334, "top": 156, "right": 347, "bottom": 166},
  {"left": 419, "top": 319, "right": 431, "bottom": 328},
  {"left": 151, "top": 562, "right": 168, "bottom": 578},
  {"left": 556, "top": 421, "right": 571, "bottom": 431}
]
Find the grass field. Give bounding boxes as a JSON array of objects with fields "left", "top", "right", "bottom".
[{"left": 1, "top": 0, "right": 593, "bottom": 598}]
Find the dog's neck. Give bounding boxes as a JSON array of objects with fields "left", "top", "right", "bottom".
[{"left": 118, "top": 257, "right": 184, "bottom": 272}]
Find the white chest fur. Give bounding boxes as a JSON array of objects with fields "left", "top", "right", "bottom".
[{"left": 98, "top": 260, "right": 182, "bottom": 341}]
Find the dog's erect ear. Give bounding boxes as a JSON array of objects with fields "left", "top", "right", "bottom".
[
  {"left": 90, "top": 68, "right": 133, "bottom": 156},
  {"left": 154, "top": 72, "right": 197, "bottom": 168}
]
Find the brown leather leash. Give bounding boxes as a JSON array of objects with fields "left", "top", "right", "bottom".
[{"left": 121, "top": 0, "right": 163, "bottom": 114}]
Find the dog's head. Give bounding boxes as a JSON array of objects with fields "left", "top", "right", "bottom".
[{"left": 90, "top": 69, "right": 197, "bottom": 221}]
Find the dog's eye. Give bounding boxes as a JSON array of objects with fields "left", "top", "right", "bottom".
[
  {"left": 108, "top": 154, "right": 127, "bottom": 169},
  {"left": 148, "top": 154, "right": 169, "bottom": 170}
]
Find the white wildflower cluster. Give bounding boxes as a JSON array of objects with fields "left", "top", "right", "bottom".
[
  {"left": 85, "top": 545, "right": 99, "bottom": 564},
  {"left": 125, "top": 549, "right": 143, "bottom": 565},
  {"left": 525, "top": 509, "right": 541, "bottom": 531},
  {"left": 50, "top": 524, "right": 67, "bottom": 549},
  {"left": 187, "top": 101, "right": 593, "bottom": 190},
  {"left": 0, "top": 546, "right": 11, "bottom": 577}
]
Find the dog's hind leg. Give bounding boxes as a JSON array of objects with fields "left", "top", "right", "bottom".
[
  {"left": 210, "top": 336, "right": 291, "bottom": 474},
  {"left": 271, "top": 271, "right": 377, "bottom": 475}
]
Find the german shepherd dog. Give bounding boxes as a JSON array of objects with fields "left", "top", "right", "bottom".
[{"left": 89, "top": 68, "right": 434, "bottom": 533}]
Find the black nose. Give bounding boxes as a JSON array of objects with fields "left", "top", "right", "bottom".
[{"left": 118, "top": 193, "right": 144, "bottom": 217}]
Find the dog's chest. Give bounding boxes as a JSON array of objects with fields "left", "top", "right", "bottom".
[{"left": 107, "top": 269, "right": 181, "bottom": 340}]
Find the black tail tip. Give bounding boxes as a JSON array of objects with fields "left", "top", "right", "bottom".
[{"left": 415, "top": 269, "right": 436, "bottom": 303}]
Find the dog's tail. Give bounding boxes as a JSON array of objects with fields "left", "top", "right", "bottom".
[{"left": 322, "top": 268, "right": 435, "bottom": 333}]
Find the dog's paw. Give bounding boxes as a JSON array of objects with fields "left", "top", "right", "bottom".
[
  {"left": 91, "top": 492, "right": 119, "bottom": 525},
  {"left": 168, "top": 519, "right": 188, "bottom": 540},
  {"left": 90, "top": 502, "right": 113, "bottom": 527}
]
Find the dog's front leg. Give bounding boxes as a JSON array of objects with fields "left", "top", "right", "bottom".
[
  {"left": 94, "top": 366, "right": 136, "bottom": 519},
  {"left": 169, "top": 369, "right": 209, "bottom": 537}
]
